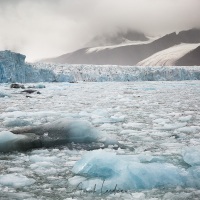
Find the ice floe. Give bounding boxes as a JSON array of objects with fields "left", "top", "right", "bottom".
[
  {"left": 0, "top": 174, "right": 35, "bottom": 188},
  {"left": 70, "top": 149, "right": 200, "bottom": 192}
]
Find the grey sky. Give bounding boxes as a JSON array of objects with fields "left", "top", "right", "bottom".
[{"left": 0, "top": 0, "right": 199, "bottom": 61}]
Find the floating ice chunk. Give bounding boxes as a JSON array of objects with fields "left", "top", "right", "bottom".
[
  {"left": 110, "top": 115, "right": 125, "bottom": 123},
  {"left": 72, "top": 150, "right": 119, "bottom": 179},
  {"left": 117, "top": 192, "right": 146, "bottom": 199},
  {"left": 178, "top": 115, "right": 192, "bottom": 122},
  {"left": 0, "top": 174, "right": 35, "bottom": 188},
  {"left": 29, "top": 155, "right": 59, "bottom": 163},
  {"left": 163, "top": 192, "right": 192, "bottom": 200},
  {"left": 5, "top": 107, "right": 20, "bottom": 112},
  {"left": 71, "top": 150, "right": 187, "bottom": 191},
  {"left": 35, "top": 84, "right": 46, "bottom": 88},
  {"left": 149, "top": 114, "right": 157, "bottom": 119},
  {"left": 143, "top": 87, "right": 156, "bottom": 91},
  {"left": 155, "top": 122, "right": 187, "bottom": 130},
  {"left": 79, "top": 111, "right": 91, "bottom": 117},
  {"left": 29, "top": 155, "right": 61, "bottom": 175},
  {"left": 149, "top": 131, "right": 171, "bottom": 137},
  {"left": 3, "top": 118, "right": 31, "bottom": 127},
  {"left": 168, "top": 112, "right": 182, "bottom": 118},
  {"left": 1, "top": 118, "right": 109, "bottom": 152},
  {"left": 184, "top": 111, "right": 195, "bottom": 115},
  {"left": 123, "top": 122, "right": 145, "bottom": 129},
  {"left": 92, "top": 109, "right": 109, "bottom": 117},
  {"left": 182, "top": 146, "right": 200, "bottom": 166},
  {"left": 8, "top": 167, "right": 25, "bottom": 172},
  {"left": 153, "top": 118, "right": 170, "bottom": 124},
  {"left": 0, "top": 111, "right": 27, "bottom": 120},
  {"left": 188, "top": 166, "right": 200, "bottom": 188},
  {"left": 92, "top": 118, "right": 120, "bottom": 124},
  {"left": 0, "top": 91, "right": 10, "bottom": 98},
  {"left": 31, "top": 149, "right": 50, "bottom": 154},
  {"left": 0, "top": 131, "right": 27, "bottom": 153},
  {"left": 0, "top": 131, "right": 25, "bottom": 144},
  {"left": 177, "top": 126, "right": 200, "bottom": 134},
  {"left": 99, "top": 124, "right": 118, "bottom": 131},
  {"left": 190, "top": 138, "right": 200, "bottom": 146},
  {"left": 12, "top": 119, "right": 102, "bottom": 143}
]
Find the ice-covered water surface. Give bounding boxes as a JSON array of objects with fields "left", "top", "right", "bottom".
[{"left": 0, "top": 81, "right": 200, "bottom": 199}]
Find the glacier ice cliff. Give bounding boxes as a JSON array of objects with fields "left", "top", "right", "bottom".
[
  {"left": 0, "top": 50, "right": 55, "bottom": 83},
  {"left": 0, "top": 50, "right": 200, "bottom": 83}
]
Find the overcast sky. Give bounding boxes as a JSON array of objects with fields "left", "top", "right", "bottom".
[{"left": 0, "top": 0, "right": 199, "bottom": 61}]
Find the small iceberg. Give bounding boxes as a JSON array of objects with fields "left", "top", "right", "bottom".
[{"left": 70, "top": 149, "right": 200, "bottom": 192}]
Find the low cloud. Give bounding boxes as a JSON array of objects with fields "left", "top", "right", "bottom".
[{"left": 0, "top": 0, "right": 199, "bottom": 61}]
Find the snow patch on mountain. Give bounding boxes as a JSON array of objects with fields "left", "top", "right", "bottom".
[
  {"left": 137, "top": 43, "right": 200, "bottom": 66},
  {"left": 86, "top": 39, "right": 155, "bottom": 54}
]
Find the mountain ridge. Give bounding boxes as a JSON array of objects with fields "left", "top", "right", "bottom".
[{"left": 41, "top": 29, "right": 200, "bottom": 66}]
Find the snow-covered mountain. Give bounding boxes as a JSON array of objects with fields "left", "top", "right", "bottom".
[{"left": 42, "top": 29, "right": 200, "bottom": 66}]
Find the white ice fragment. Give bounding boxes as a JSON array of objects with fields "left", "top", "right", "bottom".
[
  {"left": 5, "top": 107, "right": 20, "bottom": 112},
  {"left": 0, "top": 92, "right": 10, "bottom": 98},
  {"left": 3, "top": 118, "right": 31, "bottom": 127},
  {"left": 79, "top": 111, "right": 91, "bottom": 117},
  {"left": 168, "top": 112, "right": 182, "bottom": 118},
  {"left": 29, "top": 155, "right": 59, "bottom": 163},
  {"left": 178, "top": 115, "right": 192, "bottom": 122},
  {"left": 71, "top": 150, "right": 187, "bottom": 191},
  {"left": 99, "top": 124, "right": 118, "bottom": 131},
  {"left": 92, "top": 118, "right": 118, "bottom": 124},
  {"left": 35, "top": 84, "right": 46, "bottom": 88},
  {"left": 120, "top": 130, "right": 136, "bottom": 135},
  {"left": 184, "top": 111, "right": 195, "bottom": 115},
  {"left": 149, "top": 114, "right": 156, "bottom": 119},
  {"left": 0, "top": 131, "right": 25, "bottom": 144},
  {"left": 8, "top": 167, "right": 25, "bottom": 172},
  {"left": 131, "top": 193, "right": 146, "bottom": 199},
  {"left": 188, "top": 166, "right": 200, "bottom": 188},
  {"left": 155, "top": 122, "right": 187, "bottom": 130},
  {"left": 177, "top": 126, "right": 200, "bottom": 134},
  {"left": 182, "top": 146, "right": 200, "bottom": 166},
  {"left": 0, "top": 174, "right": 35, "bottom": 188},
  {"left": 153, "top": 118, "right": 170, "bottom": 124},
  {"left": 123, "top": 122, "right": 145, "bottom": 129},
  {"left": 30, "top": 162, "right": 55, "bottom": 169},
  {"left": 31, "top": 149, "right": 49, "bottom": 154},
  {"left": 92, "top": 109, "right": 109, "bottom": 117},
  {"left": 110, "top": 115, "right": 125, "bottom": 123}
]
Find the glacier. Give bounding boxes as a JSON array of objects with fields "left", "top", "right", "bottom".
[{"left": 0, "top": 50, "right": 200, "bottom": 83}]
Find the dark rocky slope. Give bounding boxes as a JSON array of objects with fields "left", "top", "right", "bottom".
[{"left": 176, "top": 46, "right": 200, "bottom": 66}]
